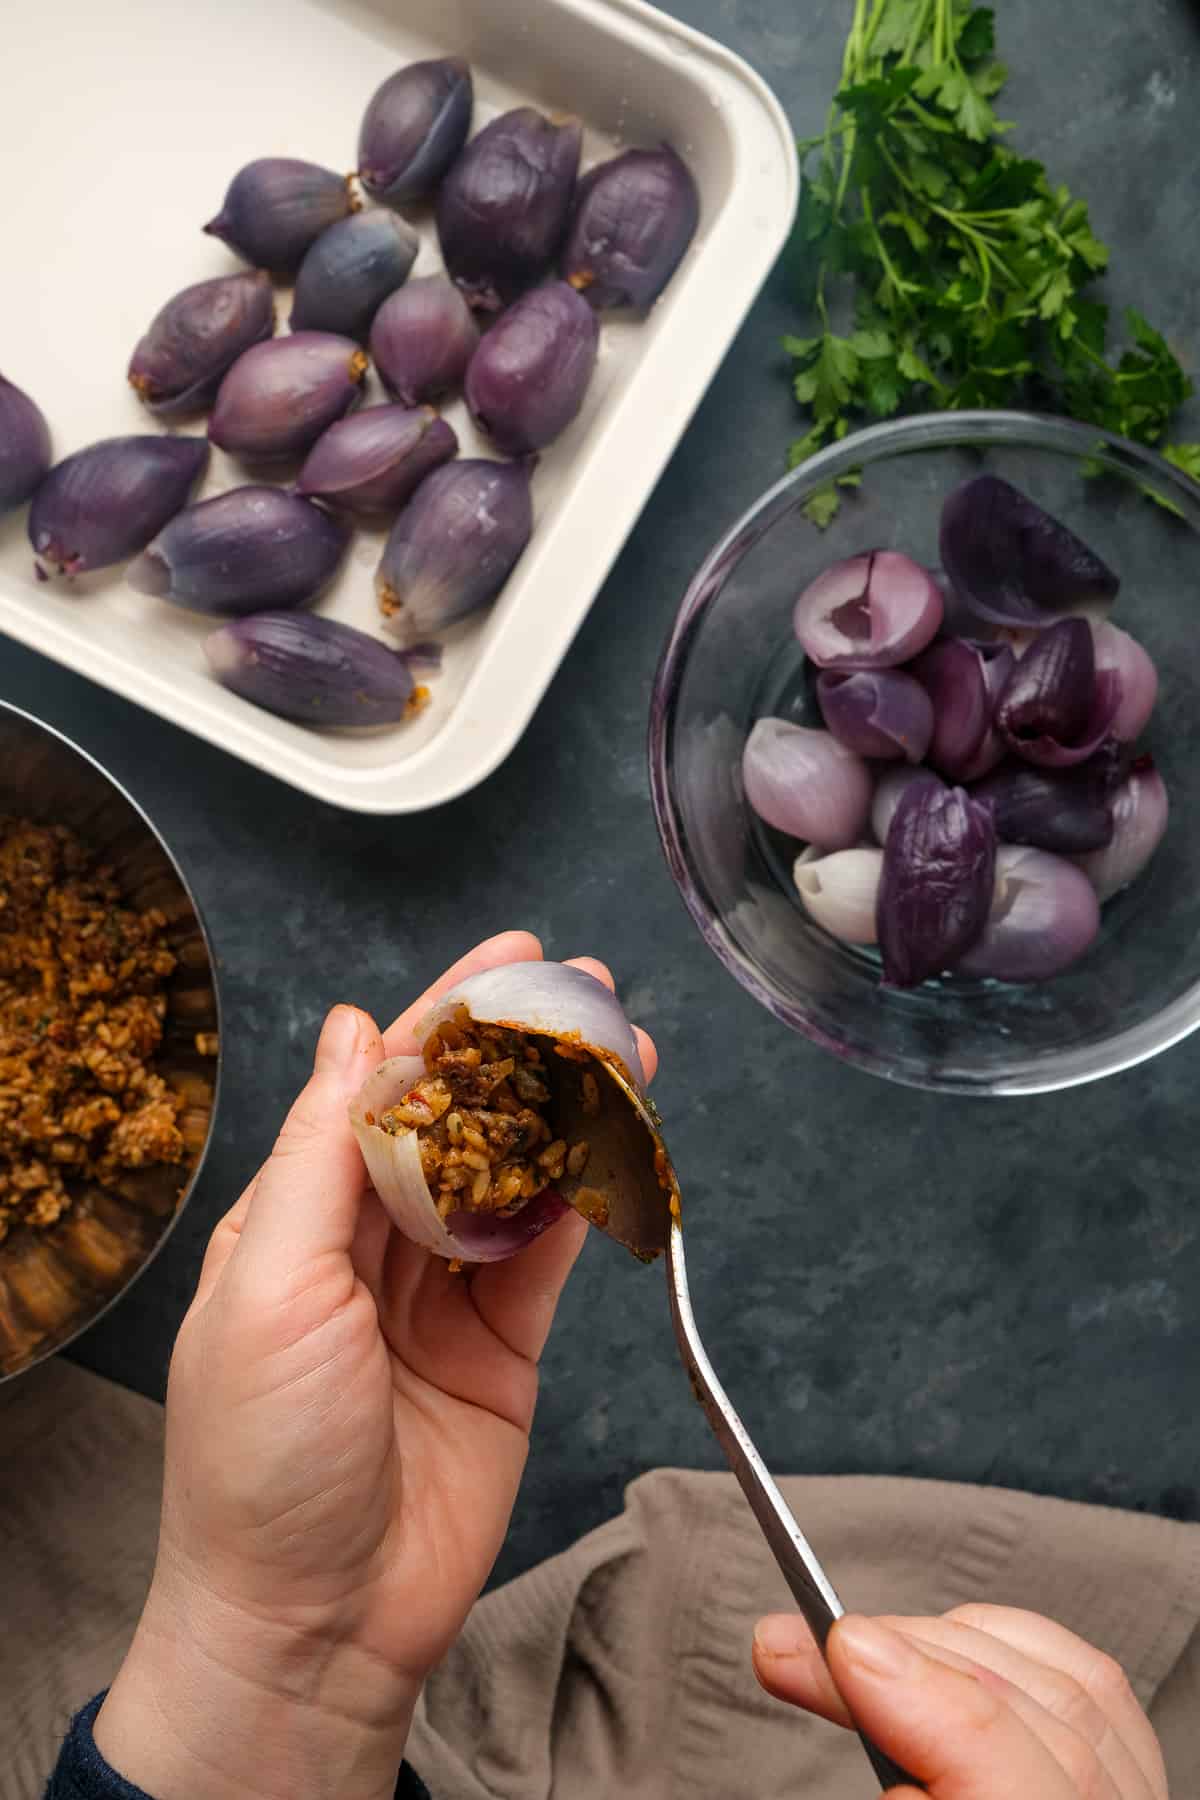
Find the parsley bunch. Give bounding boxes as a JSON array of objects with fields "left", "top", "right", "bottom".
[{"left": 787, "top": 0, "right": 1200, "bottom": 523}]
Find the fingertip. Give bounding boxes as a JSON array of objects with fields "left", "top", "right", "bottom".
[
  {"left": 751, "top": 1615, "right": 853, "bottom": 1726},
  {"left": 484, "top": 929, "right": 543, "bottom": 964},
  {"left": 633, "top": 1025, "right": 658, "bottom": 1083}
]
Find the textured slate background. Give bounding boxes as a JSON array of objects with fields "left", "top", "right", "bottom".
[{"left": 4, "top": 0, "right": 1197, "bottom": 1586}]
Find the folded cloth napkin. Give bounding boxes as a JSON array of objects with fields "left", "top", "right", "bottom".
[{"left": 3, "top": 1358, "right": 1198, "bottom": 1800}]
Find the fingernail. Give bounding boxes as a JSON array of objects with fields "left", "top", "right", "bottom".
[
  {"left": 835, "top": 1617, "right": 923, "bottom": 1682},
  {"left": 753, "top": 1615, "right": 810, "bottom": 1660},
  {"left": 315, "top": 1004, "right": 362, "bottom": 1077}
]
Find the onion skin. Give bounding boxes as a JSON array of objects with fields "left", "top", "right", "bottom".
[
  {"left": 563, "top": 145, "right": 699, "bottom": 309},
  {"left": 940, "top": 474, "right": 1119, "bottom": 631},
  {"left": 0, "top": 374, "right": 51, "bottom": 514},
  {"left": 358, "top": 58, "right": 474, "bottom": 207},
  {"left": 871, "top": 765, "right": 944, "bottom": 844},
  {"left": 742, "top": 720, "right": 872, "bottom": 849},
  {"left": 128, "top": 272, "right": 275, "bottom": 416},
  {"left": 422, "top": 961, "right": 646, "bottom": 1089},
  {"left": 29, "top": 435, "right": 208, "bottom": 577},
  {"left": 209, "top": 332, "right": 368, "bottom": 463},
  {"left": 128, "top": 487, "right": 347, "bottom": 615},
  {"left": 376, "top": 458, "right": 534, "bottom": 646},
  {"left": 995, "top": 617, "right": 1119, "bottom": 768},
  {"left": 1074, "top": 760, "right": 1169, "bottom": 902},
  {"left": 1092, "top": 622, "right": 1159, "bottom": 743},
  {"left": 206, "top": 611, "right": 416, "bottom": 725},
  {"left": 959, "top": 846, "right": 1100, "bottom": 983},
  {"left": 437, "top": 107, "right": 582, "bottom": 312},
  {"left": 969, "top": 760, "right": 1114, "bottom": 855},
  {"left": 465, "top": 281, "right": 599, "bottom": 455},
  {"left": 369, "top": 275, "right": 481, "bottom": 406},
  {"left": 794, "top": 848, "right": 883, "bottom": 945},
  {"left": 296, "top": 405, "right": 457, "bottom": 520},
  {"left": 911, "top": 639, "right": 1015, "bottom": 780},
  {"left": 815, "top": 668, "right": 933, "bottom": 763},
  {"left": 204, "top": 157, "right": 358, "bottom": 275},
  {"left": 290, "top": 211, "right": 418, "bottom": 342},
  {"left": 793, "top": 551, "right": 943, "bottom": 669},
  {"left": 878, "top": 782, "right": 996, "bottom": 987}
]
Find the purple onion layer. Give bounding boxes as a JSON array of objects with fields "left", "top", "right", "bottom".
[
  {"left": 209, "top": 332, "right": 368, "bottom": 463},
  {"left": 995, "top": 617, "right": 1120, "bottom": 767},
  {"left": 29, "top": 435, "right": 209, "bottom": 576},
  {"left": 939, "top": 474, "right": 1119, "bottom": 630},
  {"left": 0, "top": 374, "right": 51, "bottom": 514},
  {"left": 377, "top": 458, "right": 534, "bottom": 645},
  {"left": 465, "top": 280, "right": 598, "bottom": 455},
  {"left": 793, "top": 551, "right": 943, "bottom": 669},
  {"left": 437, "top": 107, "right": 581, "bottom": 312},
  {"left": 358, "top": 57, "right": 474, "bottom": 207},
  {"left": 296, "top": 405, "right": 457, "bottom": 520},
  {"left": 816, "top": 668, "right": 934, "bottom": 763},
  {"left": 369, "top": 275, "right": 481, "bottom": 406},
  {"left": 128, "top": 272, "right": 275, "bottom": 417},
  {"left": 877, "top": 782, "right": 996, "bottom": 987},
  {"left": 204, "top": 158, "right": 358, "bottom": 275},
  {"left": 563, "top": 145, "right": 699, "bottom": 309},
  {"left": 206, "top": 611, "right": 416, "bottom": 726},
  {"left": 959, "top": 847, "right": 1100, "bottom": 983},
  {"left": 128, "top": 486, "right": 347, "bottom": 614}
]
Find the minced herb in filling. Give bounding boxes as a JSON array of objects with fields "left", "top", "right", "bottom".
[{"left": 376, "top": 1007, "right": 598, "bottom": 1218}]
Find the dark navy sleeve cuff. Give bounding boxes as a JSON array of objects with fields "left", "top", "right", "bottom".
[{"left": 45, "top": 1693, "right": 431, "bottom": 1800}]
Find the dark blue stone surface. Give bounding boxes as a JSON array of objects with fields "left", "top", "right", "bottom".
[{"left": 4, "top": 0, "right": 1196, "bottom": 1585}]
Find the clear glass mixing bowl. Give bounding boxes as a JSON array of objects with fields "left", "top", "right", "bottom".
[{"left": 648, "top": 412, "right": 1200, "bottom": 1095}]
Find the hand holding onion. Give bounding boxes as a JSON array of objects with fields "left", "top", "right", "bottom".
[{"left": 93, "top": 932, "right": 657, "bottom": 1800}]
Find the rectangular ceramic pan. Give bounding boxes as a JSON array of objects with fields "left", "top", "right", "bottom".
[{"left": 0, "top": 0, "right": 797, "bottom": 813}]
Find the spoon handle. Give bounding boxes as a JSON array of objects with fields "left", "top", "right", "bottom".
[{"left": 666, "top": 1219, "right": 926, "bottom": 1795}]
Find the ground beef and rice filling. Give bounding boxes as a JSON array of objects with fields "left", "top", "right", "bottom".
[
  {"left": 373, "top": 1007, "right": 601, "bottom": 1218},
  {"left": 0, "top": 818, "right": 187, "bottom": 1245}
]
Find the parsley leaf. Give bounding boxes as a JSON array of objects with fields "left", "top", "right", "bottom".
[{"left": 784, "top": 0, "right": 1196, "bottom": 522}]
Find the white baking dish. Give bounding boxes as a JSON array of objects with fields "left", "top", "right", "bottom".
[{"left": 0, "top": 0, "right": 797, "bottom": 813}]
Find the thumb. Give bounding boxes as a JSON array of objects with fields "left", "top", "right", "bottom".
[
  {"left": 826, "top": 1616, "right": 1076, "bottom": 1799},
  {"left": 234, "top": 1004, "right": 385, "bottom": 1280}
]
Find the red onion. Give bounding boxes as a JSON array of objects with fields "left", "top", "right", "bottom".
[
  {"left": 741, "top": 720, "right": 872, "bottom": 848},
  {"left": 995, "top": 617, "right": 1119, "bottom": 768},
  {"left": 816, "top": 668, "right": 934, "bottom": 763},
  {"left": 794, "top": 848, "right": 883, "bottom": 944},
  {"left": 969, "top": 759, "right": 1114, "bottom": 855},
  {"left": 911, "top": 639, "right": 1015, "bottom": 780},
  {"left": 940, "top": 474, "right": 1119, "bottom": 630},
  {"left": 870, "top": 765, "right": 945, "bottom": 844},
  {"left": 959, "top": 847, "right": 1100, "bottom": 982},
  {"left": 1074, "top": 759, "right": 1169, "bottom": 901},
  {"left": 1091, "top": 622, "right": 1159, "bottom": 743},
  {"left": 349, "top": 961, "right": 653, "bottom": 1264},
  {"left": 793, "top": 551, "right": 943, "bottom": 669},
  {"left": 877, "top": 782, "right": 996, "bottom": 987}
]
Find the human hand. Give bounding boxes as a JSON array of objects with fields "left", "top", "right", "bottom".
[
  {"left": 96, "top": 931, "right": 656, "bottom": 1800},
  {"left": 753, "top": 1604, "right": 1168, "bottom": 1798}
]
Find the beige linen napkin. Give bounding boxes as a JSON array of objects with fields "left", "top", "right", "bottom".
[{"left": 2, "top": 1358, "right": 1198, "bottom": 1800}]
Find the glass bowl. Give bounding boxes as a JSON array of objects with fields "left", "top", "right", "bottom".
[
  {"left": 0, "top": 703, "right": 221, "bottom": 1381},
  {"left": 648, "top": 411, "right": 1200, "bottom": 1095}
]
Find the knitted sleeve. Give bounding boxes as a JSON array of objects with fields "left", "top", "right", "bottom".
[{"left": 44, "top": 1694, "right": 432, "bottom": 1800}]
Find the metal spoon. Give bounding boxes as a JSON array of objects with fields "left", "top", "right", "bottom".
[{"left": 592, "top": 1057, "right": 924, "bottom": 1796}]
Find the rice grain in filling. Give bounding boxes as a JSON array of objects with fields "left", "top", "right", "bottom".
[{"left": 379, "top": 1008, "right": 590, "bottom": 1219}]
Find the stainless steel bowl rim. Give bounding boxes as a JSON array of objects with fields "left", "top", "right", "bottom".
[{"left": 0, "top": 699, "right": 222, "bottom": 1380}]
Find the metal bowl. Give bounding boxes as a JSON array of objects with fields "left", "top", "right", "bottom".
[{"left": 0, "top": 702, "right": 220, "bottom": 1380}]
